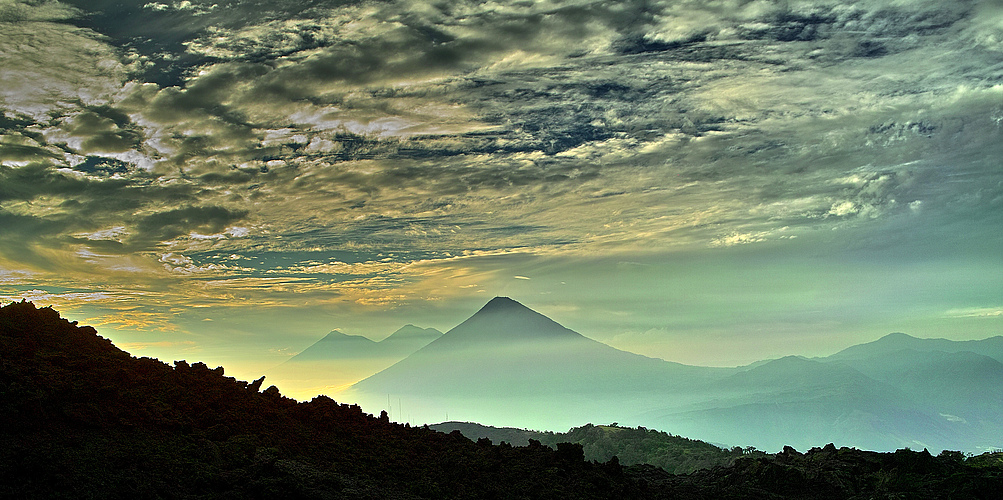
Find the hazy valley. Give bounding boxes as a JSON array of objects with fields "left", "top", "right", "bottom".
[
  {"left": 4, "top": 299, "right": 1002, "bottom": 499},
  {"left": 263, "top": 296, "right": 1003, "bottom": 454}
]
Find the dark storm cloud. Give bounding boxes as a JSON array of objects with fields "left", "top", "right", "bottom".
[
  {"left": 0, "top": 155, "right": 251, "bottom": 261},
  {"left": 0, "top": 135, "right": 61, "bottom": 163},
  {"left": 0, "top": 158, "right": 204, "bottom": 212},
  {"left": 61, "top": 109, "right": 144, "bottom": 153},
  {"left": 59, "top": 0, "right": 364, "bottom": 86},
  {"left": 736, "top": 1, "right": 970, "bottom": 43},
  {"left": 0, "top": 210, "right": 66, "bottom": 239},
  {"left": 0, "top": 162, "right": 104, "bottom": 202}
]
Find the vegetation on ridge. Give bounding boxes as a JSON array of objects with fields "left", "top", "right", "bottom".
[{"left": 432, "top": 422, "right": 762, "bottom": 474}]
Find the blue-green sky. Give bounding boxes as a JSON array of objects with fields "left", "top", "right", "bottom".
[{"left": 0, "top": 0, "right": 1000, "bottom": 384}]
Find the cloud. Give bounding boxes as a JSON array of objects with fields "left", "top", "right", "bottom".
[
  {"left": 944, "top": 307, "right": 1003, "bottom": 319},
  {"left": 142, "top": 1, "right": 216, "bottom": 15},
  {"left": 0, "top": 20, "right": 127, "bottom": 119},
  {"left": 0, "top": 0, "right": 78, "bottom": 23},
  {"left": 136, "top": 205, "right": 250, "bottom": 244},
  {"left": 46, "top": 108, "right": 145, "bottom": 154}
]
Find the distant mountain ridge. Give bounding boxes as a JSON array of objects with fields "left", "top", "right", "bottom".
[
  {"left": 351, "top": 297, "right": 1003, "bottom": 453},
  {"left": 285, "top": 330, "right": 379, "bottom": 362},
  {"left": 286, "top": 324, "right": 443, "bottom": 363},
  {"left": 643, "top": 337, "right": 1003, "bottom": 452},
  {"left": 267, "top": 324, "right": 442, "bottom": 400},
  {"left": 827, "top": 331, "right": 1003, "bottom": 364}
]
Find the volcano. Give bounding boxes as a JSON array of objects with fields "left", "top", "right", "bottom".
[{"left": 349, "top": 297, "right": 720, "bottom": 427}]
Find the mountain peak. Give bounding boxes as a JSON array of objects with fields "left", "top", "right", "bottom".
[
  {"left": 879, "top": 332, "right": 917, "bottom": 341},
  {"left": 479, "top": 296, "right": 528, "bottom": 313},
  {"left": 382, "top": 325, "right": 442, "bottom": 343},
  {"left": 353, "top": 296, "right": 684, "bottom": 403},
  {"left": 321, "top": 329, "right": 347, "bottom": 339},
  {"left": 421, "top": 297, "right": 584, "bottom": 346}
]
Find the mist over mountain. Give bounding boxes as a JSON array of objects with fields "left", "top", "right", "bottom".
[
  {"left": 357, "top": 297, "right": 725, "bottom": 393},
  {"left": 827, "top": 332, "right": 1003, "bottom": 364},
  {"left": 648, "top": 355, "right": 970, "bottom": 452},
  {"left": 267, "top": 324, "right": 442, "bottom": 400},
  {"left": 287, "top": 330, "right": 381, "bottom": 362},
  {"left": 286, "top": 324, "right": 442, "bottom": 362},
  {"left": 351, "top": 297, "right": 725, "bottom": 429},
  {"left": 351, "top": 297, "right": 1003, "bottom": 453}
]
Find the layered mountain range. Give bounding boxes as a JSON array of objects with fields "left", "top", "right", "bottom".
[
  {"left": 5, "top": 299, "right": 1001, "bottom": 499},
  {"left": 341, "top": 297, "right": 1003, "bottom": 453},
  {"left": 267, "top": 324, "right": 442, "bottom": 399},
  {"left": 289, "top": 325, "right": 444, "bottom": 362}
]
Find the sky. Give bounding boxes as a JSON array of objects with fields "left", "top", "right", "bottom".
[{"left": 0, "top": 0, "right": 1000, "bottom": 384}]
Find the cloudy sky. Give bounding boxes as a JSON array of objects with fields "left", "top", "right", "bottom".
[{"left": 1, "top": 0, "right": 1000, "bottom": 381}]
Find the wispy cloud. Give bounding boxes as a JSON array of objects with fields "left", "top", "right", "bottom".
[{"left": 944, "top": 307, "right": 1003, "bottom": 319}]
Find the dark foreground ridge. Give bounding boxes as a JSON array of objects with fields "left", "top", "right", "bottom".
[{"left": 2, "top": 300, "right": 1001, "bottom": 499}]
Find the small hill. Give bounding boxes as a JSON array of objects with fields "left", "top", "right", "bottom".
[
  {"left": 379, "top": 324, "right": 444, "bottom": 355},
  {"left": 430, "top": 421, "right": 556, "bottom": 448},
  {"left": 432, "top": 422, "right": 755, "bottom": 474}
]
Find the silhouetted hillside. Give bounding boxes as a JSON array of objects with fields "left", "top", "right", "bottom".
[
  {"left": 431, "top": 421, "right": 556, "bottom": 448},
  {"left": 637, "top": 445, "right": 1003, "bottom": 500},
  {"left": 2, "top": 300, "right": 1002, "bottom": 499},
  {"left": 0, "top": 300, "right": 630, "bottom": 499}
]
